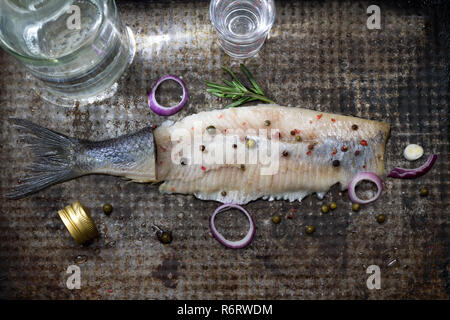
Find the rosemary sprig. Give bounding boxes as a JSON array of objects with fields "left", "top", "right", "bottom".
[{"left": 206, "top": 64, "right": 275, "bottom": 108}]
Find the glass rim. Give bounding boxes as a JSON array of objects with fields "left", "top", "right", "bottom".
[{"left": 209, "top": 0, "right": 276, "bottom": 43}]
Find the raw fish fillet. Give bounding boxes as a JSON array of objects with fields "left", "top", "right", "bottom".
[
  {"left": 8, "top": 104, "right": 390, "bottom": 204},
  {"left": 154, "top": 104, "right": 390, "bottom": 204}
]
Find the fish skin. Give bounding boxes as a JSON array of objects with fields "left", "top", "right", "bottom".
[
  {"left": 7, "top": 119, "right": 156, "bottom": 199},
  {"left": 154, "top": 104, "right": 390, "bottom": 204},
  {"left": 8, "top": 105, "right": 390, "bottom": 203},
  {"left": 79, "top": 127, "right": 157, "bottom": 183}
]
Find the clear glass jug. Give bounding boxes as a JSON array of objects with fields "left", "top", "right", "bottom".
[{"left": 0, "top": 0, "right": 135, "bottom": 106}]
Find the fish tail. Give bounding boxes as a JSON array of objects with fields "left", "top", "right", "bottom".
[{"left": 7, "top": 118, "right": 83, "bottom": 199}]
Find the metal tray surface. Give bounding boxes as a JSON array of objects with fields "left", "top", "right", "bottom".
[{"left": 0, "top": 0, "right": 448, "bottom": 299}]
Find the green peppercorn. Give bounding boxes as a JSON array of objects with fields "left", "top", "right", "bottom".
[
  {"left": 321, "top": 205, "right": 329, "bottom": 214},
  {"left": 352, "top": 203, "right": 360, "bottom": 212},
  {"left": 272, "top": 214, "right": 281, "bottom": 224},
  {"left": 264, "top": 120, "right": 271, "bottom": 126},
  {"left": 158, "top": 231, "right": 173, "bottom": 244},
  {"left": 103, "top": 203, "right": 113, "bottom": 215},
  {"left": 305, "top": 225, "right": 315, "bottom": 235},
  {"left": 419, "top": 187, "right": 428, "bottom": 197},
  {"left": 246, "top": 138, "right": 256, "bottom": 148},
  {"left": 206, "top": 125, "right": 216, "bottom": 135},
  {"left": 330, "top": 202, "right": 337, "bottom": 210},
  {"left": 376, "top": 214, "right": 386, "bottom": 224},
  {"left": 295, "top": 136, "right": 302, "bottom": 142}
]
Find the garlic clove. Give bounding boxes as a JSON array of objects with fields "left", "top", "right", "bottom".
[{"left": 403, "top": 144, "right": 424, "bottom": 161}]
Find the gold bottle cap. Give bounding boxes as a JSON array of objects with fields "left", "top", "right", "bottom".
[{"left": 58, "top": 201, "right": 99, "bottom": 244}]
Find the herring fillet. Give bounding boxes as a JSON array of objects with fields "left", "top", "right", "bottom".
[
  {"left": 154, "top": 104, "right": 390, "bottom": 204},
  {"left": 7, "top": 105, "right": 390, "bottom": 204}
]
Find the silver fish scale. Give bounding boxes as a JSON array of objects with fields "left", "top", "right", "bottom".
[
  {"left": 79, "top": 126, "right": 155, "bottom": 171},
  {"left": 0, "top": 0, "right": 448, "bottom": 299}
]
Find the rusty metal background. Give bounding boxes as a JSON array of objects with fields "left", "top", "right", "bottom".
[{"left": 0, "top": 0, "right": 448, "bottom": 299}]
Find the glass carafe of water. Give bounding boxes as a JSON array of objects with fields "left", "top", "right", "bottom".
[{"left": 0, "top": 0, "right": 135, "bottom": 106}]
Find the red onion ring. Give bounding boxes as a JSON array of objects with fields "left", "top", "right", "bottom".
[
  {"left": 348, "top": 172, "right": 383, "bottom": 204},
  {"left": 148, "top": 75, "right": 188, "bottom": 116},
  {"left": 388, "top": 154, "right": 437, "bottom": 179},
  {"left": 210, "top": 203, "right": 255, "bottom": 249}
]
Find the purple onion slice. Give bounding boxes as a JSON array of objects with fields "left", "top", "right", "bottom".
[
  {"left": 148, "top": 75, "right": 187, "bottom": 116},
  {"left": 210, "top": 203, "right": 255, "bottom": 249},
  {"left": 348, "top": 172, "right": 383, "bottom": 204},
  {"left": 388, "top": 154, "right": 437, "bottom": 179}
]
